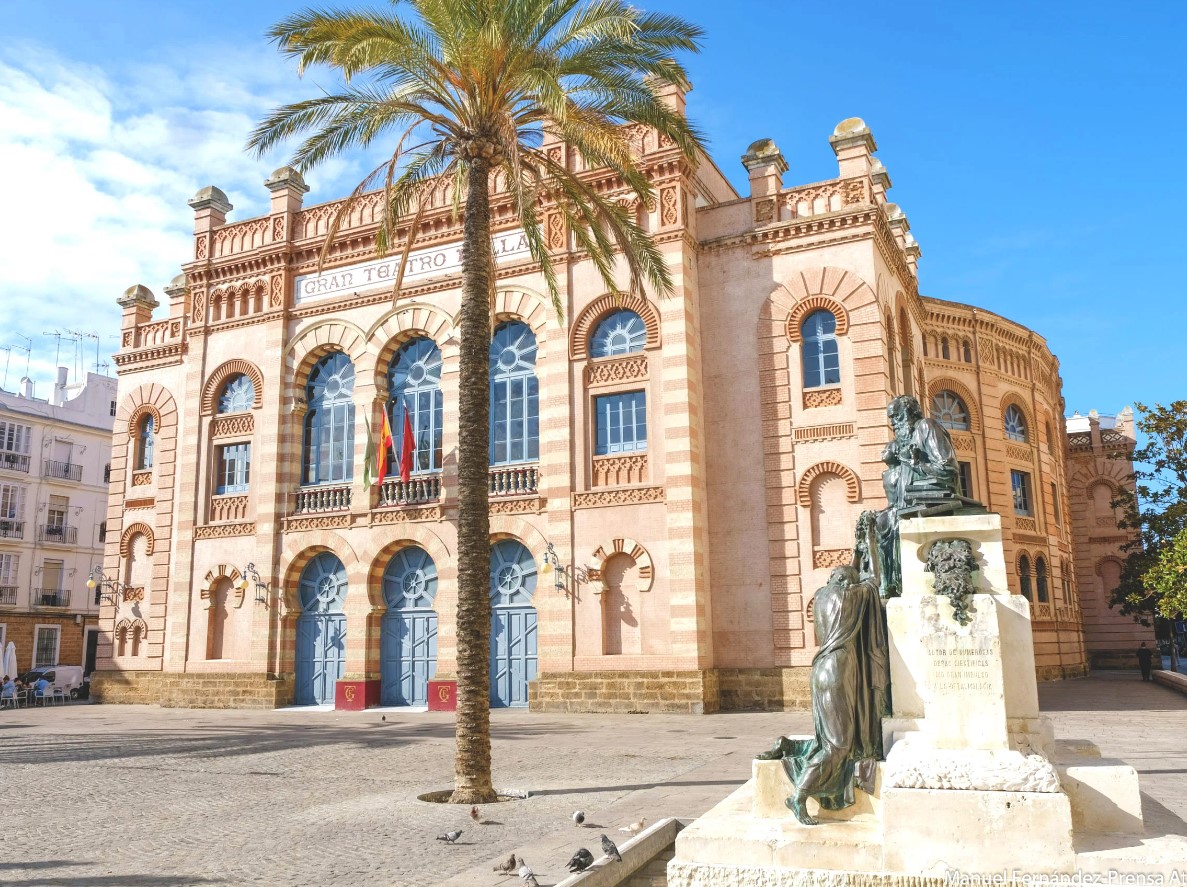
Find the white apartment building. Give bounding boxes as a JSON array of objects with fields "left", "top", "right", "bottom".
[{"left": 0, "top": 368, "right": 116, "bottom": 677}]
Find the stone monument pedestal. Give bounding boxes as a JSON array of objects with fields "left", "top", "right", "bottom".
[{"left": 669, "top": 514, "right": 1187, "bottom": 886}]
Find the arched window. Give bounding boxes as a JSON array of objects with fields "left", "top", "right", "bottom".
[
  {"left": 135, "top": 415, "right": 155, "bottom": 470},
  {"left": 1018, "top": 554, "right": 1032, "bottom": 600},
  {"left": 962, "top": 340, "right": 972, "bottom": 363},
  {"left": 590, "top": 310, "right": 646, "bottom": 358},
  {"left": 931, "top": 391, "right": 970, "bottom": 431},
  {"left": 801, "top": 310, "right": 839, "bottom": 389},
  {"left": 941, "top": 337, "right": 951, "bottom": 360},
  {"left": 490, "top": 322, "right": 539, "bottom": 465},
  {"left": 1004, "top": 404, "right": 1027, "bottom": 442},
  {"left": 217, "top": 374, "right": 255, "bottom": 413},
  {"left": 298, "top": 552, "right": 348, "bottom": 614},
  {"left": 1035, "top": 556, "right": 1049, "bottom": 603},
  {"left": 383, "top": 546, "right": 439, "bottom": 610},
  {"left": 388, "top": 338, "right": 443, "bottom": 473},
  {"left": 1045, "top": 420, "right": 1055, "bottom": 454},
  {"left": 302, "top": 352, "right": 355, "bottom": 485},
  {"left": 490, "top": 539, "right": 537, "bottom": 606}
]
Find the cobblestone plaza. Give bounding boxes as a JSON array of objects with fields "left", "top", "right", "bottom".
[{"left": 3, "top": 674, "right": 1185, "bottom": 886}]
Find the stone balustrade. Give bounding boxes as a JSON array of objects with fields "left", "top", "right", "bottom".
[
  {"left": 489, "top": 464, "right": 539, "bottom": 497},
  {"left": 378, "top": 474, "right": 441, "bottom": 507},
  {"left": 209, "top": 494, "right": 249, "bottom": 523},
  {"left": 294, "top": 484, "right": 352, "bottom": 514}
]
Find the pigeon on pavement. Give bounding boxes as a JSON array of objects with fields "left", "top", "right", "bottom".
[
  {"left": 436, "top": 830, "right": 463, "bottom": 844},
  {"left": 519, "top": 862, "right": 539, "bottom": 886},
  {"left": 619, "top": 817, "right": 646, "bottom": 835},
  {"left": 600, "top": 834, "right": 623, "bottom": 862},
  {"left": 567, "top": 848, "right": 595, "bottom": 872},
  {"left": 493, "top": 853, "right": 518, "bottom": 873},
  {"left": 572, "top": 809, "right": 585, "bottom": 826},
  {"left": 470, "top": 805, "right": 481, "bottom": 824}
]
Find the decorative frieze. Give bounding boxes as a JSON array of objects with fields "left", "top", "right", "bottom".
[
  {"left": 283, "top": 515, "right": 351, "bottom": 533},
  {"left": 1014, "top": 517, "right": 1037, "bottom": 532},
  {"left": 586, "top": 354, "right": 648, "bottom": 386},
  {"left": 573, "top": 486, "right": 665, "bottom": 509},
  {"left": 195, "top": 523, "right": 256, "bottom": 540},
  {"left": 592, "top": 453, "right": 648, "bottom": 487},
  {"left": 131, "top": 470, "right": 153, "bottom": 487},
  {"left": 792, "top": 423, "right": 855, "bottom": 443},
  {"left": 209, "top": 495, "right": 249, "bottom": 523},
  {"left": 124, "top": 497, "right": 154, "bottom": 510},
  {"left": 813, "top": 548, "right": 851, "bottom": 569},
  {"left": 371, "top": 505, "right": 443, "bottom": 523},
  {"left": 211, "top": 414, "right": 254, "bottom": 438},
  {"left": 803, "top": 388, "right": 843, "bottom": 409},
  {"left": 1005, "top": 444, "right": 1032, "bottom": 462},
  {"left": 122, "top": 587, "right": 145, "bottom": 603},
  {"left": 951, "top": 433, "right": 976, "bottom": 453},
  {"left": 489, "top": 497, "right": 543, "bottom": 515}
]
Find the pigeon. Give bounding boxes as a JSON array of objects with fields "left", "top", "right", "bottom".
[
  {"left": 572, "top": 809, "right": 585, "bottom": 827},
  {"left": 470, "top": 805, "right": 481, "bottom": 824},
  {"left": 493, "top": 853, "right": 518, "bottom": 874},
  {"left": 619, "top": 817, "right": 646, "bottom": 836},
  {"left": 567, "top": 847, "right": 595, "bottom": 873},
  {"left": 519, "top": 863, "right": 539, "bottom": 886},
  {"left": 600, "top": 834, "right": 623, "bottom": 862},
  {"left": 381, "top": 715, "right": 386, "bottom": 721},
  {"left": 436, "top": 830, "right": 463, "bottom": 844}
]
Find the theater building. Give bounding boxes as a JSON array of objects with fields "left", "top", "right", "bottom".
[{"left": 91, "top": 94, "right": 1089, "bottom": 711}]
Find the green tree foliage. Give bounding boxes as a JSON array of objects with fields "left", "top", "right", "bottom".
[
  {"left": 247, "top": 0, "right": 705, "bottom": 803},
  {"left": 1111, "top": 402, "right": 1187, "bottom": 621}
]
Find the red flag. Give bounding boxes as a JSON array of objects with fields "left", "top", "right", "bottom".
[
  {"left": 399, "top": 399, "right": 415, "bottom": 483},
  {"left": 377, "top": 409, "right": 394, "bottom": 485}
]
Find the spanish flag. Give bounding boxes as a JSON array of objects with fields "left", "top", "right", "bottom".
[
  {"left": 376, "top": 409, "right": 395, "bottom": 485},
  {"left": 399, "top": 400, "right": 415, "bottom": 483}
]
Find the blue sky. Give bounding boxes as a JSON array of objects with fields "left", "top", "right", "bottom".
[{"left": 2, "top": 1, "right": 1184, "bottom": 417}]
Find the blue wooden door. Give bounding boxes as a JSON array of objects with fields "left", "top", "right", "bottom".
[
  {"left": 295, "top": 553, "right": 348, "bottom": 705},
  {"left": 489, "top": 540, "right": 538, "bottom": 707},
  {"left": 380, "top": 546, "right": 438, "bottom": 706}
]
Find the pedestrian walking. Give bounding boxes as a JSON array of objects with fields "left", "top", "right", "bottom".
[{"left": 1137, "top": 642, "right": 1154, "bottom": 682}]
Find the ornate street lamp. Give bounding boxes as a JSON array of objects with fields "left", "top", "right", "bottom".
[
  {"left": 235, "top": 563, "right": 271, "bottom": 607},
  {"left": 85, "top": 567, "right": 127, "bottom": 606}
]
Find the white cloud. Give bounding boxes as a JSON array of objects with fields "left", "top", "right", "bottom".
[{"left": 0, "top": 40, "right": 368, "bottom": 395}]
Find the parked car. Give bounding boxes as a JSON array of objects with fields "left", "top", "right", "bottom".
[{"left": 18, "top": 665, "right": 85, "bottom": 699}]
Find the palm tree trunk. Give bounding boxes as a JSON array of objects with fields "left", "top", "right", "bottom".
[{"left": 451, "top": 155, "right": 498, "bottom": 804}]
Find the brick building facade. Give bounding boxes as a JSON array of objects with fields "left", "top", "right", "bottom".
[
  {"left": 1066, "top": 409, "right": 1153, "bottom": 668},
  {"left": 91, "top": 100, "right": 1089, "bottom": 711}
]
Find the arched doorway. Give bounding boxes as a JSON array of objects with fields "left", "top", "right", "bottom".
[
  {"left": 380, "top": 546, "right": 439, "bottom": 706},
  {"left": 295, "top": 552, "right": 347, "bottom": 705},
  {"left": 489, "top": 539, "right": 538, "bottom": 707}
]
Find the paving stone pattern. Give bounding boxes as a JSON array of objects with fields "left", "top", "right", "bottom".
[{"left": 1, "top": 673, "right": 1184, "bottom": 886}]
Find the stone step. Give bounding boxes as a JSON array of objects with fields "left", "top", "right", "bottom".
[{"left": 556, "top": 819, "right": 681, "bottom": 887}]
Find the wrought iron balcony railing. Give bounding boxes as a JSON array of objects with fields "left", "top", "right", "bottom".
[
  {"left": 34, "top": 588, "right": 70, "bottom": 608},
  {"left": 43, "top": 459, "right": 83, "bottom": 481},
  {"left": 38, "top": 525, "right": 78, "bottom": 544},
  {"left": 0, "top": 519, "right": 24, "bottom": 540},
  {"left": 0, "top": 452, "right": 30, "bottom": 473}
]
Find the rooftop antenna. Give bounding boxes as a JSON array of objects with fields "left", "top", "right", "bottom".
[
  {"left": 62, "top": 330, "right": 84, "bottom": 383},
  {"left": 14, "top": 335, "right": 32, "bottom": 381},
  {"left": 0, "top": 345, "right": 11, "bottom": 390},
  {"left": 78, "top": 331, "right": 101, "bottom": 376},
  {"left": 43, "top": 330, "right": 64, "bottom": 370}
]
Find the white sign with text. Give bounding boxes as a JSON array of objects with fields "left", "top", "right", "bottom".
[{"left": 294, "top": 229, "right": 531, "bottom": 305}]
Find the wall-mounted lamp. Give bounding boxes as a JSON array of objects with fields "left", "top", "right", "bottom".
[
  {"left": 540, "top": 542, "right": 588, "bottom": 598},
  {"left": 236, "top": 563, "right": 271, "bottom": 606},
  {"left": 86, "top": 567, "right": 126, "bottom": 606}
]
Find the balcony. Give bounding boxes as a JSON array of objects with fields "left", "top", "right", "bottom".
[
  {"left": 34, "top": 588, "right": 70, "bottom": 608},
  {"left": 0, "top": 519, "right": 24, "bottom": 540},
  {"left": 489, "top": 464, "right": 539, "bottom": 497},
  {"left": 294, "top": 484, "right": 352, "bottom": 514},
  {"left": 43, "top": 459, "right": 83, "bottom": 482},
  {"left": 0, "top": 452, "right": 30, "bottom": 473},
  {"left": 378, "top": 474, "right": 441, "bottom": 508},
  {"left": 38, "top": 525, "right": 78, "bottom": 544},
  {"left": 0, "top": 586, "right": 16, "bottom": 606}
]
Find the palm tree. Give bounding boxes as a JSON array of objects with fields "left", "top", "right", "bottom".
[{"left": 248, "top": 0, "right": 705, "bottom": 804}]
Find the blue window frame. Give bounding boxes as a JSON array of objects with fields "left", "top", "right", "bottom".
[
  {"left": 490, "top": 322, "right": 539, "bottom": 465},
  {"left": 136, "top": 415, "right": 155, "bottom": 470},
  {"left": 801, "top": 310, "right": 840, "bottom": 389},
  {"left": 388, "top": 338, "right": 443, "bottom": 473},
  {"left": 1011, "top": 469, "right": 1032, "bottom": 516},
  {"left": 218, "top": 374, "right": 254, "bottom": 413},
  {"left": 303, "top": 352, "right": 355, "bottom": 485},
  {"left": 216, "top": 443, "right": 250, "bottom": 494},
  {"left": 595, "top": 391, "right": 647, "bottom": 455},
  {"left": 590, "top": 310, "right": 646, "bottom": 358},
  {"left": 1004, "top": 404, "right": 1027, "bottom": 442}
]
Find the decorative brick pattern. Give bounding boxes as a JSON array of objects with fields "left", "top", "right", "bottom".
[
  {"left": 803, "top": 388, "right": 843, "bottom": 408},
  {"left": 586, "top": 354, "right": 648, "bottom": 386},
  {"left": 194, "top": 523, "right": 255, "bottom": 539},
  {"left": 572, "top": 486, "right": 665, "bottom": 508},
  {"left": 813, "top": 548, "right": 851, "bottom": 569},
  {"left": 211, "top": 414, "right": 254, "bottom": 437},
  {"left": 570, "top": 294, "right": 661, "bottom": 360},
  {"left": 592, "top": 453, "right": 648, "bottom": 487},
  {"left": 792, "top": 423, "right": 855, "bottom": 442},
  {"left": 796, "top": 461, "right": 861, "bottom": 508},
  {"left": 200, "top": 359, "right": 265, "bottom": 415}
]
